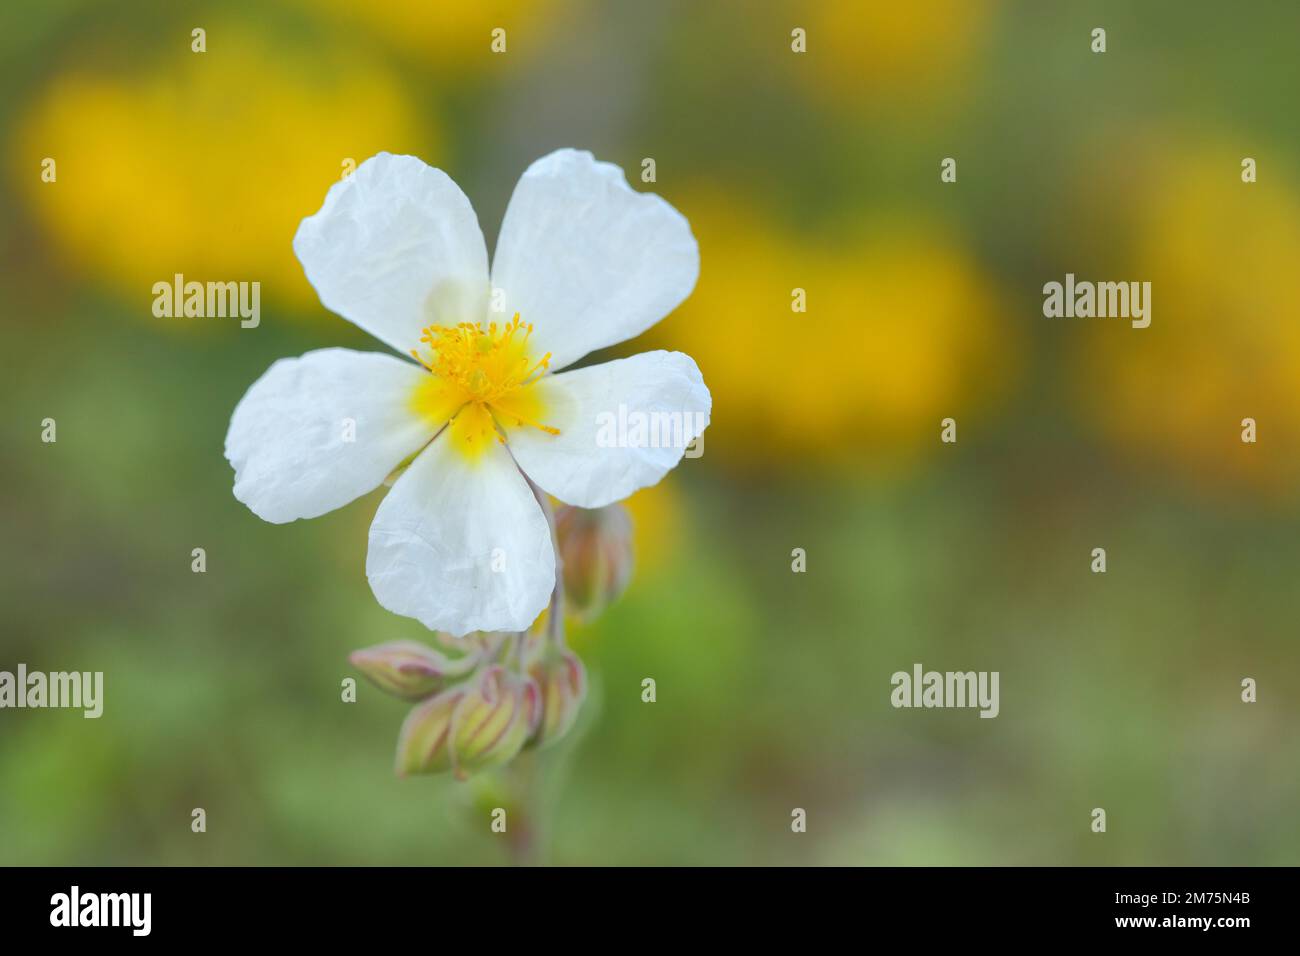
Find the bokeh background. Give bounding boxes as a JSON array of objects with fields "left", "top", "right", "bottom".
[{"left": 3, "top": 0, "right": 1298, "bottom": 865}]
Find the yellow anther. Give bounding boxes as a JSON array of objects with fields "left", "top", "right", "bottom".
[{"left": 409, "top": 314, "right": 560, "bottom": 457}]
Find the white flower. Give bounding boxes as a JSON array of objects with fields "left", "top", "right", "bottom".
[{"left": 224, "top": 150, "right": 710, "bottom": 636}]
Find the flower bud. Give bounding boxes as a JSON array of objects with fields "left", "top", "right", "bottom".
[
  {"left": 525, "top": 645, "right": 587, "bottom": 749},
  {"left": 395, "top": 665, "right": 540, "bottom": 779},
  {"left": 394, "top": 685, "right": 464, "bottom": 776},
  {"left": 349, "top": 640, "right": 478, "bottom": 699},
  {"left": 449, "top": 666, "right": 541, "bottom": 778},
  {"left": 555, "top": 503, "right": 634, "bottom": 621}
]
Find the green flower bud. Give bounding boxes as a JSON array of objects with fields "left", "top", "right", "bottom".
[
  {"left": 350, "top": 640, "right": 478, "bottom": 699},
  {"left": 394, "top": 685, "right": 464, "bottom": 776},
  {"left": 394, "top": 665, "right": 540, "bottom": 779},
  {"left": 555, "top": 503, "right": 634, "bottom": 622},
  {"left": 525, "top": 645, "right": 587, "bottom": 749},
  {"left": 449, "top": 666, "right": 541, "bottom": 779}
]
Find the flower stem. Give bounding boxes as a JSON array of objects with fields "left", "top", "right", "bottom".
[
  {"left": 524, "top": 475, "right": 566, "bottom": 648},
  {"left": 506, "top": 480, "right": 566, "bottom": 865},
  {"left": 505, "top": 749, "right": 543, "bottom": 866}
]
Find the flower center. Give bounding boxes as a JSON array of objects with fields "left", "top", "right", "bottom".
[{"left": 410, "top": 314, "right": 559, "bottom": 461}]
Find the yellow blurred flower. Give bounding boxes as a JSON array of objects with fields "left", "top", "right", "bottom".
[
  {"left": 789, "top": 0, "right": 994, "bottom": 111},
  {"left": 649, "top": 195, "right": 1015, "bottom": 470},
  {"left": 298, "top": 0, "right": 559, "bottom": 70},
  {"left": 1073, "top": 141, "right": 1300, "bottom": 495},
  {"left": 15, "top": 22, "right": 431, "bottom": 311},
  {"left": 624, "top": 482, "right": 683, "bottom": 577}
]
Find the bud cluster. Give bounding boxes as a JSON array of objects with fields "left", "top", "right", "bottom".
[{"left": 349, "top": 502, "right": 630, "bottom": 780}]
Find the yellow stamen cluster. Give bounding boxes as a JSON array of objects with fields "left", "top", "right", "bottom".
[{"left": 410, "top": 314, "right": 560, "bottom": 452}]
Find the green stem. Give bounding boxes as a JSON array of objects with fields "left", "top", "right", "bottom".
[
  {"left": 525, "top": 475, "right": 566, "bottom": 648},
  {"left": 505, "top": 476, "right": 568, "bottom": 866},
  {"left": 505, "top": 749, "right": 543, "bottom": 866}
]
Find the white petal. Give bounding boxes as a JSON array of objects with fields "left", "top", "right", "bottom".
[
  {"left": 490, "top": 149, "right": 699, "bottom": 370},
  {"left": 293, "top": 152, "right": 489, "bottom": 356},
  {"left": 507, "top": 351, "right": 711, "bottom": 509},
  {"left": 366, "top": 430, "right": 555, "bottom": 636},
  {"left": 225, "top": 348, "right": 435, "bottom": 524}
]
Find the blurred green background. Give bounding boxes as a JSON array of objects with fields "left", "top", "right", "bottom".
[{"left": 2, "top": 0, "right": 1298, "bottom": 865}]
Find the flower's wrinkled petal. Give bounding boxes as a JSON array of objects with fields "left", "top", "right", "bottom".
[
  {"left": 507, "top": 351, "right": 710, "bottom": 509},
  {"left": 293, "top": 152, "right": 489, "bottom": 355},
  {"left": 490, "top": 149, "right": 699, "bottom": 371},
  {"left": 366, "top": 428, "right": 555, "bottom": 636},
  {"left": 225, "top": 348, "right": 434, "bottom": 523}
]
